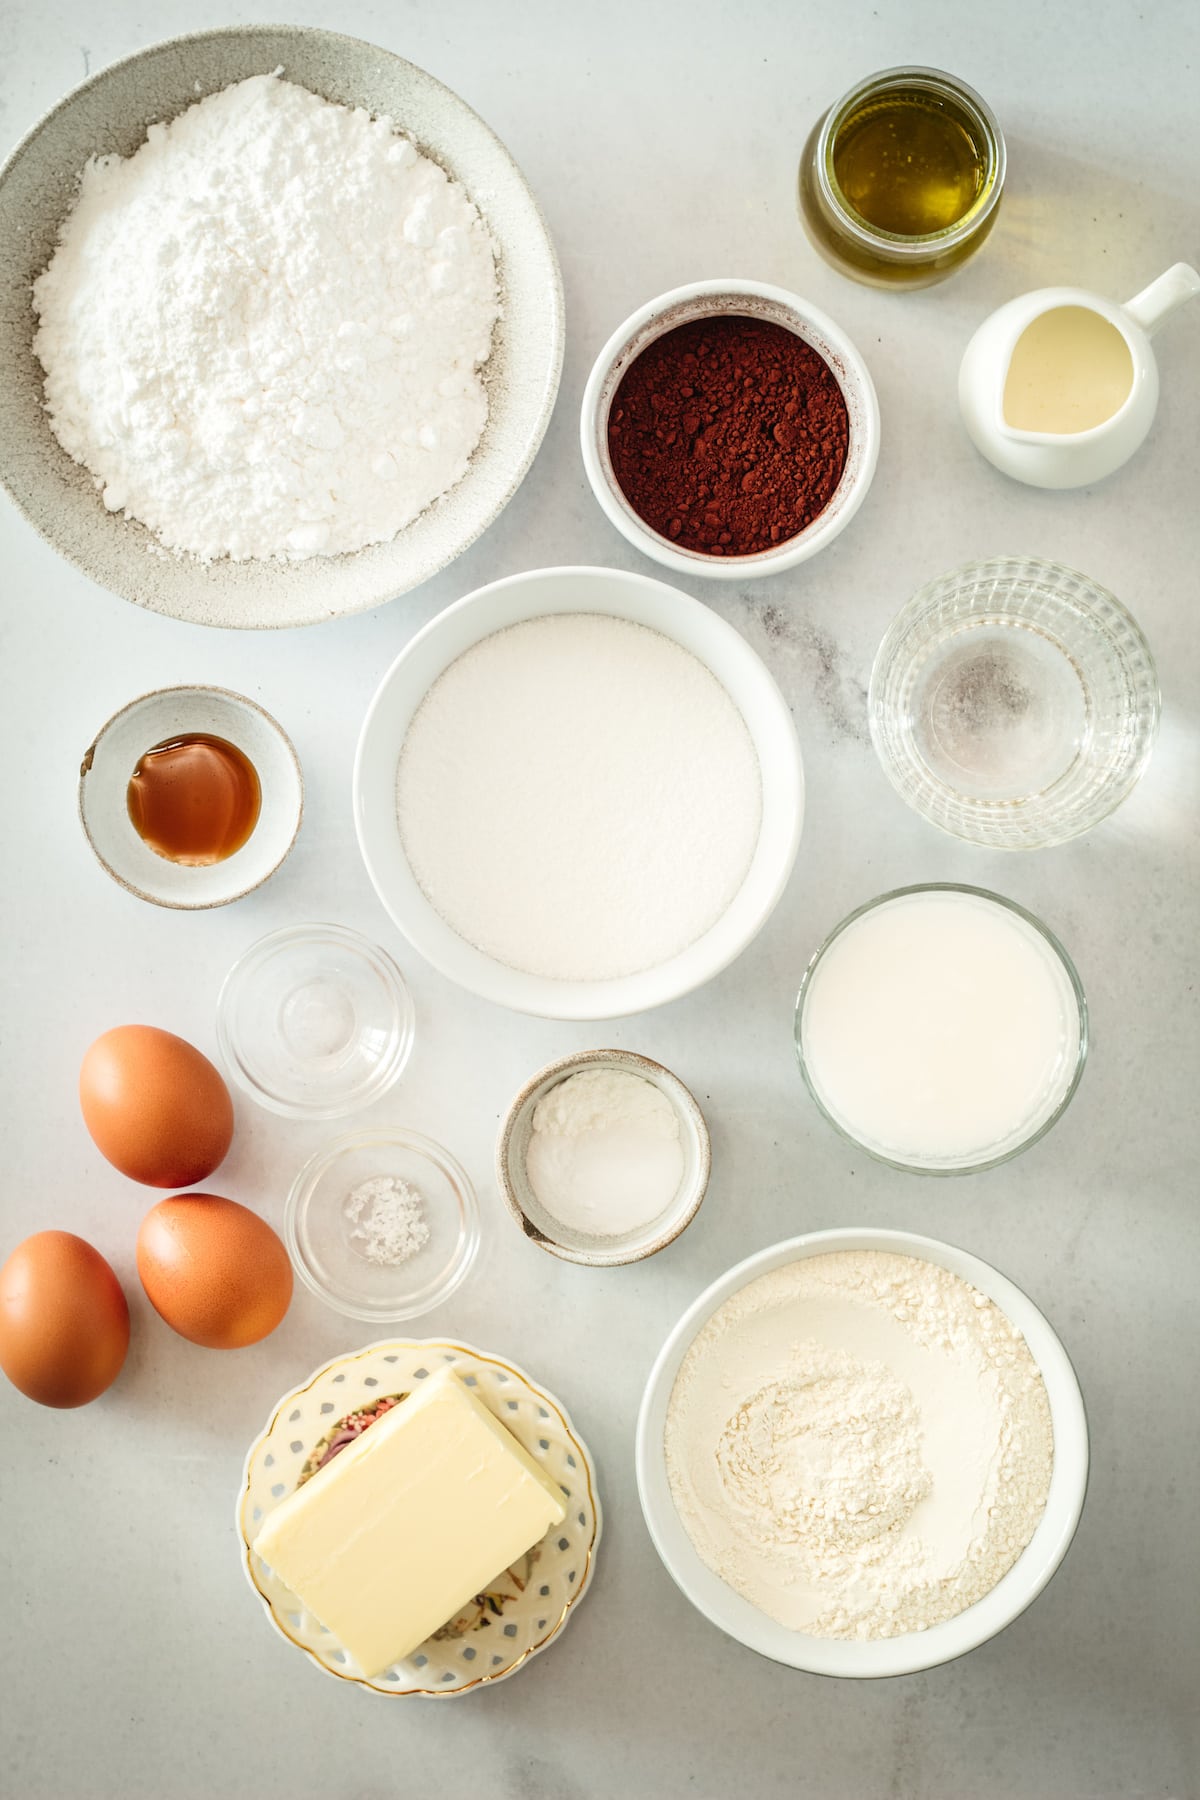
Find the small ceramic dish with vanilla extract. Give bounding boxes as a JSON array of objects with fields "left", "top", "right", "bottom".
[
  {"left": 580, "top": 278, "right": 880, "bottom": 579},
  {"left": 78, "top": 684, "right": 303, "bottom": 909}
]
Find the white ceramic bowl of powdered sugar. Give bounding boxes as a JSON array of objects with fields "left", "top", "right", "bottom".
[
  {"left": 0, "top": 27, "right": 562, "bottom": 626},
  {"left": 637, "top": 1229, "right": 1088, "bottom": 1678},
  {"left": 354, "top": 565, "right": 804, "bottom": 1019}
]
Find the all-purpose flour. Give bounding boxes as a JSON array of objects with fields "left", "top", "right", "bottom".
[
  {"left": 32, "top": 73, "right": 499, "bottom": 561},
  {"left": 395, "top": 613, "right": 763, "bottom": 982},
  {"left": 665, "top": 1251, "right": 1053, "bottom": 1640}
]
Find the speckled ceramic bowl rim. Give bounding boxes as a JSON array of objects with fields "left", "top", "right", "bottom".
[
  {"left": 236, "top": 1337, "right": 603, "bottom": 1697},
  {"left": 0, "top": 24, "right": 565, "bottom": 628},
  {"left": 580, "top": 278, "right": 880, "bottom": 579},
  {"left": 636, "top": 1227, "right": 1090, "bottom": 1679},
  {"left": 794, "top": 884, "right": 1089, "bottom": 1175},
  {"left": 495, "top": 1048, "right": 711, "bottom": 1265},
  {"left": 77, "top": 684, "right": 303, "bottom": 909},
  {"left": 284, "top": 1126, "right": 481, "bottom": 1321}
]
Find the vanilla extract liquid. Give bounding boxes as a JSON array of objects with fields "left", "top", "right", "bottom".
[{"left": 127, "top": 733, "right": 261, "bottom": 866}]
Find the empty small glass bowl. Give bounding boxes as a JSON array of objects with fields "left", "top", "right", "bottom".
[
  {"left": 869, "top": 557, "right": 1160, "bottom": 849},
  {"left": 216, "top": 922, "right": 414, "bottom": 1118},
  {"left": 285, "top": 1128, "right": 479, "bottom": 1322}
]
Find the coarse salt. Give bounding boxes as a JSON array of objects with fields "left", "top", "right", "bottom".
[{"left": 344, "top": 1175, "right": 430, "bottom": 1267}]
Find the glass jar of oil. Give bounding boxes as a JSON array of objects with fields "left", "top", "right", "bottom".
[{"left": 799, "top": 67, "right": 1006, "bottom": 289}]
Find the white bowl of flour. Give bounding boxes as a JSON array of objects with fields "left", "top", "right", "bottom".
[
  {"left": 637, "top": 1229, "right": 1088, "bottom": 1678},
  {"left": 354, "top": 565, "right": 804, "bottom": 1019},
  {"left": 0, "top": 27, "right": 562, "bottom": 626}
]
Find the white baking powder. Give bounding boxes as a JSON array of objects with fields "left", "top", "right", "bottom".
[
  {"left": 665, "top": 1251, "right": 1053, "bottom": 1639},
  {"left": 526, "top": 1067, "right": 685, "bottom": 1237},
  {"left": 395, "top": 613, "right": 763, "bottom": 982},
  {"left": 344, "top": 1175, "right": 429, "bottom": 1266},
  {"left": 32, "top": 73, "right": 498, "bottom": 562}
]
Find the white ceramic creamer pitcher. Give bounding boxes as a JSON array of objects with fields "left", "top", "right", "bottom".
[{"left": 958, "top": 262, "right": 1200, "bottom": 488}]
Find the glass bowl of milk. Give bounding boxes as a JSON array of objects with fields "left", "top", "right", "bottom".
[
  {"left": 795, "top": 885, "right": 1087, "bottom": 1174},
  {"left": 869, "top": 556, "right": 1160, "bottom": 849}
]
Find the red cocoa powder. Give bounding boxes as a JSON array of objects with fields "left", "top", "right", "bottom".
[{"left": 606, "top": 315, "right": 850, "bottom": 556}]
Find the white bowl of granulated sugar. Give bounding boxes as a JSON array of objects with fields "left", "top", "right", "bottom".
[
  {"left": 0, "top": 26, "right": 562, "bottom": 627},
  {"left": 636, "top": 1228, "right": 1089, "bottom": 1679},
  {"left": 353, "top": 564, "right": 805, "bottom": 1020}
]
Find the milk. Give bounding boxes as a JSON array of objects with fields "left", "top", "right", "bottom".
[
  {"left": 959, "top": 264, "right": 1200, "bottom": 488},
  {"left": 800, "top": 888, "right": 1082, "bottom": 1169},
  {"left": 1002, "top": 305, "right": 1133, "bottom": 434}
]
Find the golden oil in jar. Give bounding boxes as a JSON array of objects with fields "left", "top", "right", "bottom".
[
  {"left": 799, "top": 67, "right": 1006, "bottom": 289},
  {"left": 834, "top": 90, "right": 985, "bottom": 236}
]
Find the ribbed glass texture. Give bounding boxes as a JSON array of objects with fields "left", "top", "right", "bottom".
[{"left": 868, "top": 557, "right": 1160, "bottom": 849}]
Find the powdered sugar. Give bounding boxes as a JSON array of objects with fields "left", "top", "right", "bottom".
[
  {"left": 395, "top": 613, "right": 763, "bottom": 982},
  {"left": 32, "top": 73, "right": 498, "bottom": 562},
  {"left": 665, "top": 1251, "right": 1053, "bottom": 1640}
]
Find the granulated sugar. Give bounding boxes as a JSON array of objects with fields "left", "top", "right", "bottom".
[
  {"left": 395, "top": 613, "right": 762, "bottom": 982},
  {"left": 665, "top": 1251, "right": 1053, "bottom": 1640},
  {"left": 32, "top": 73, "right": 498, "bottom": 562}
]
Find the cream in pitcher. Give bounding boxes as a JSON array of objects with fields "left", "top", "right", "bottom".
[{"left": 959, "top": 261, "right": 1200, "bottom": 487}]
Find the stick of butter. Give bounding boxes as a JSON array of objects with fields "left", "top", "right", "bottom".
[{"left": 253, "top": 1365, "right": 568, "bottom": 1675}]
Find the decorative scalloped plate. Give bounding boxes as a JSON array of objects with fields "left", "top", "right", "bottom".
[{"left": 237, "top": 1339, "right": 602, "bottom": 1696}]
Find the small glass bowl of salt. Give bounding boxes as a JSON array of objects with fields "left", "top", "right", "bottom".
[{"left": 285, "top": 1127, "right": 480, "bottom": 1321}]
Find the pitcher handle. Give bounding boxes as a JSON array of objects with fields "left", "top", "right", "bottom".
[{"left": 1123, "top": 263, "right": 1200, "bottom": 337}]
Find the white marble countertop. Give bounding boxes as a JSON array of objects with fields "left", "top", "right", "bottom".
[{"left": 1, "top": 3, "right": 1197, "bottom": 1796}]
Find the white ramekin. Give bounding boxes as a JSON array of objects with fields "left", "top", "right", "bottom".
[
  {"left": 353, "top": 564, "right": 804, "bottom": 1021},
  {"left": 580, "top": 279, "right": 880, "bottom": 580},
  {"left": 636, "top": 1228, "right": 1088, "bottom": 1678}
]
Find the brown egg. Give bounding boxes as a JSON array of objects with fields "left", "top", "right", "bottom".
[
  {"left": 137, "top": 1194, "right": 292, "bottom": 1349},
  {"left": 0, "top": 1232, "right": 130, "bottom": 1408},
  {"left": 80, "top": 1025, "right": 234, "bottom": 1188}
]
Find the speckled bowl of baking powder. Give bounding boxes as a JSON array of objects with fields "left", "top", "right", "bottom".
[
  {"left": 496, "top": 1048, "right": 711, "bottom": 1266},
  {"left": 636, "top": 1228, "right": 1088, "bottom": 1678},
  {"left": 0, "top": 26, "right": 563, "bottom": 627}
]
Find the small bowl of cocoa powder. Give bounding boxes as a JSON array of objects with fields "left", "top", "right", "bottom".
[{"left": 580, "top": 279, "right": 880, "bottom": 579}]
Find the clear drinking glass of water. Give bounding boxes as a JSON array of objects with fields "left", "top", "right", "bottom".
[{"left": 868, "top": 556, "right": 1160, "bottom": 849}]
